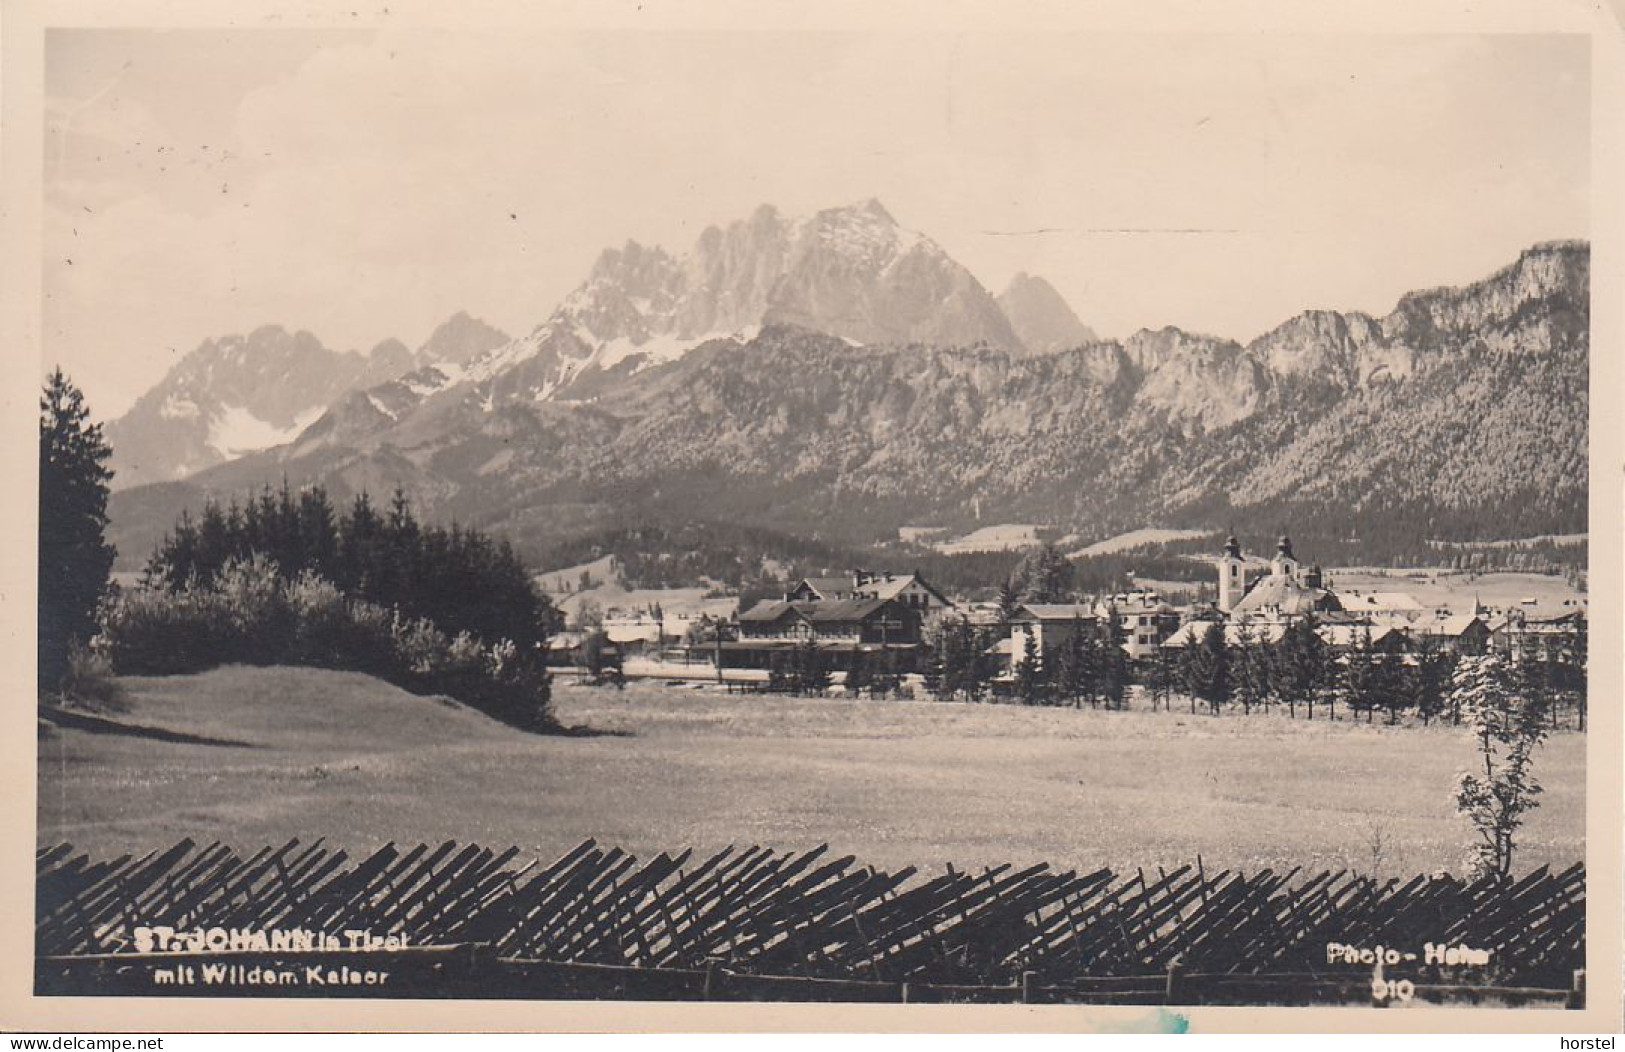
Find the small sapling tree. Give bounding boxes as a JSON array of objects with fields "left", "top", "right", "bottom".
[{"left": 1450, "top": 653, "right": 1550, "bottom": 880}]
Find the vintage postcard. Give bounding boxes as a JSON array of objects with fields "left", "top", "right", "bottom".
[{"left": 2, "top": 0, "right": 1621, "bottom": 1035}]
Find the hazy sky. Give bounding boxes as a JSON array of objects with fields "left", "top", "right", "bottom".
[{"left": 44, "top": 29, "right": 1589, "bottom": 417}]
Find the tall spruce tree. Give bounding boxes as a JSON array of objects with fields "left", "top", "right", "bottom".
[
  {"left": 1097, "top": 604, "right": 1128, "bottom": 710},
  {"left": 1271, "top": 617, "right": 1329, "bottom": 719},
  {"left": 1015, "top": 627, "right": 1046, "bottom": 706},
  {"left": 1340, "top": 626, "right": 1380, "bottom": 723},
  {"left": 1018, "top": 543, "right": 1073, "bottom": 603},
  {"left": 1057, "top": 615, "right": 1090, "bottom": 708},
  {"left": 1179, "top": 621, "right": 1231, "bottom": 715},
  {"left": 39, "top": 369, "right": 116, "bottom": 694},
  {"left": 996, "top": 575, "right": 1025, "bottom": 622},
  {"left": 1231, "top": 621, "right": 1267, "bottom": 716}
]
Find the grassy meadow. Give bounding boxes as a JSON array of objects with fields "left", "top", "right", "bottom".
[{"left": 37, "top": 666, "right": 1585, "bottom": 878}]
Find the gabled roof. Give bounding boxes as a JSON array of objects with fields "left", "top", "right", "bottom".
[
  {"left": 1416, "top": 614, "right": 1488, "bottom": 637},
  {"left": 738, "top": 600, "right": 807, "bottom": 623},
  {"left": 869, "top": 574, "right": 950, "bottom": 604},
  {"left": 1318, "top": 623, "right": 1402, "bottom": 648},
  {"left": 1336, "top": 591, "right": 1424, "bottom": 612},
  {"left": 605, "top": 623, "right": 663, "bottom": 643},
  {"left": 797, "top": 571, "right": 955, "bottom": 608},
  {"left": 796, "top": 576, "right": 857, "bottom": 600},
  {"left": 741, "top": 596, "right": 914, "bottom": 625},
  {"left": 1011, "top": 603, "right": 1098, "bottom": 623},
  {"left": 803, "top": 597, "right": 904, "bottom": 623}
]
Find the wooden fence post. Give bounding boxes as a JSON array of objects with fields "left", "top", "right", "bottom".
[
  {"left": 1164, "top": 958, "right": 1183, "bottom": 1004},
  {"left": 702, "top": 957, "right": 721, "bottom": 1001},
  {"left": 1568, "top": 969, "right": 1586, "bottom": 1010},
  {"left": 899, "top": 982, "right": 911, "bottom": 1004},
  {"left": 1021, "top": 969, "right": 1036, "bottom": 1004}
]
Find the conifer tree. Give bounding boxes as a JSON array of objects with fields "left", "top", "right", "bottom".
[
  {"left": 996, "top": 576, "right": 1025, "bottom": 622},
  {"left": 1018, "top": 543, "right": 1074, "bottom": 603},
  {"left": 1015, "top": 627, "right": 1046, "bottom": 705},
  {"left": 1097, "top": 604, "right": 1128, "bottom": 710},
  {"left": 1231, "top": 621, "right": 1268, "bottom": 716},
  {"left": 39, "top": 369, "right": 116, "bottom": 693},
  {"left": 1179, "top": 621, "right": 1231, "bottom": 715},
  {"left": 1340, "top": 626, "right": 1380, "bottom": 723},
  {"left": 1271, "top": 617, "right": 1329, "bottom": 719},
  {"left": 1057, "top": 615, "right": 1091, "bottom": 708}
]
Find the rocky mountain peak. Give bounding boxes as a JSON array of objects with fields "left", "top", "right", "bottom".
[
  {"left": 434, "top": 199, "right": 1027, "bottom": 408},
  {"left": 762, "top": 202, "right": 1019, "bottom": 351},
  {"left": 800, "top": 199, "right": 923, "bottom": 268},
  {"left": 105, "top": 325, "right": 422, "bottom": 489},
  {"left": 855, "top": 197, "right": 896, "bottom": 223},
  {"left": 365, "top": 338, "right": 415, "bottom": 378},
  {"left": 1384, "top": 239, "right": 1589, "bottom": 349},
  {"left": 1247, "top": 309, "right": 1393, "bottom": 388},
  {"left": 1116, "top": 327, "right": 1265, "bottom": 430},
  {"left": 416, "top": 311, "right": 510, "bottom": 367},
  {"left": 998, "top": 272, "right": 1098, "bottom": 354}
]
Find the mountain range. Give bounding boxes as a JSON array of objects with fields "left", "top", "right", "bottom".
[
  {"left": 106, "top": 312, "right": 511, "bottom": 489},
  {"left": 102, "top": 199, "right": 1589, "bottom": 571}
]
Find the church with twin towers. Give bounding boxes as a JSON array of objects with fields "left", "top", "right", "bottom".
[{"left": 1214, "top": 534, "right": 1341, "bottom": 622}]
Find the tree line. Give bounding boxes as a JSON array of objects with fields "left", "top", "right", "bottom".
[
  {"left": 147, "top": 482, "right": 558, "bottom": 652},
  {"left": 95, "top": 484, "right": 564, "bottom": 729},
  {"left": 902, "top": 613, "right": 1584, "bottom": 731}
]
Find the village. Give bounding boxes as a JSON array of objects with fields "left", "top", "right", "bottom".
[{"left": 544, "top": 534, "right": 1588, "bottom": 711}]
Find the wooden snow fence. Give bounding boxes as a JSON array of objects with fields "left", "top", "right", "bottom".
[{"left": 34, "top": 840, "right": 1586, "bottom": 1006}]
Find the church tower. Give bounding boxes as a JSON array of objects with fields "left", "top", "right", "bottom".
[
  {"left": 1216, "top": 534, "right": 1246, "bottom": 613},
  {"left": 1271, "top": 535, "right": 1300, "bottom": 582}
]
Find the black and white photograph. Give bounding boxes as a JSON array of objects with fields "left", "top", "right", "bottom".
[{"left": 8, "top": 0, "right": 1623, "bottom": 1035}]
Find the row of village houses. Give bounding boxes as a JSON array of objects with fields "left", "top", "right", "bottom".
[{"left": 558, "top": 536, "right": 1585, "bottom": 674}]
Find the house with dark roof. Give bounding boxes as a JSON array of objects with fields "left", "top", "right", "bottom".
[
  {"left": 728, "top": 587, "right": 929, "bottom": 672},
  {"left": 787, "top": 569, "right": 955, "bottom": 626},
  {"left": 1410, "top": 613, "right": 1491, "bottom": 655}
]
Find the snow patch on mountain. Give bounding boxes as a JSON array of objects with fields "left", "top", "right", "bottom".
[
  {"left": 159, "top": 394, "right": 202, "bottom": 421},
  {"left": 207, "top": 404, "right": 326, "bottom": 459}
]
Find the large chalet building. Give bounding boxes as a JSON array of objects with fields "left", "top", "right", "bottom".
[{"left": 728, "top": 569, "right": 954, "bottom": 672}]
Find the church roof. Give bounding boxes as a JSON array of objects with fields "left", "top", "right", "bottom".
[{"left": 1230, "top": 574, "right": 1342, "bottom": 618}]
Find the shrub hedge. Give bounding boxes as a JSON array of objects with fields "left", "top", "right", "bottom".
[{"left": 100, "top": 554, "right": 554, "bottom": 731}]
